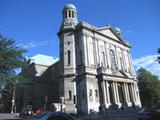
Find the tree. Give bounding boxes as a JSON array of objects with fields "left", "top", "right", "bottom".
[
  {"left": 137, "top": 68, "right": 160, "bottom": 107},
  {"left": 0, "top": 34, "right": 27, "bottom": 113},
  {"left": 0, "top": 34, "right": 26, "bottom": 74},
  {"left": 157, "top": 48, "right": 160, "bottom": 64}
]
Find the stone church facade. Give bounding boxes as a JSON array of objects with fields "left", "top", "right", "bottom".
[{"left": 21, "top": 4, "right": 141, "bottom": 115}]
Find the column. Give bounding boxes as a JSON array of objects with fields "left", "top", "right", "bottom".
[
  {"left": 114, "top": 46, "right": 119, "bottom": 69},
  {"left": 112, "top": 82, "right": 117, "bottom": 104},
  {"left": 122, "top": 83, "right": 128, "bottom": 104},
  {"left": 67, "top": 10, "right": 69, "bottom": 18},
  {"left": 105, "top": 81, "right": 110, "bottom": 108},
  {"left": 135, "top": 83, "right": 142, "bottom": 107},
  {"left": 112, "top": 82, "right": 121, "bottom": 108},
  {"left": 106, "top": 81, "right": 110, "bottom": 104},
  {"left": 104, "top": 43, "right": 109, "bottom": 68},
  {"left": 133, "top": 84, "right": 137, "bottom": 102},
  {"left": 132, "top": 83, "right": 141, "bottom": 107},
  {"left": 131, "top": 84, "right": 136, "bottom": 104},
  {"left": 126, "top": 84, "right": 131, "bottom": 103},
  {"left": 124, "top": 83, "right": 129, "bottom": 103},
  {"left": 93, "top": 38, "right": 97, "bottom": 66},
  {"left": 107, "top": 47, "right": 111, "bottom": 69},
  {"left": 124, "top": 83, "right": 132, "bottom": 107},
  {"left": 115, "top": 82, "right": 120, "bottom": 103},
  {"left": 82, "top": 34, "right": 88, "bottom": 65},
  {"left": 115, "top": 82, "right": 121, "bottom": 108},
  {"left": 96, "top": 39, "right": 100, "bottom": 66},
  {"left": 102, "top": 81, "right": 107, "bottom": 105},
  {"left": 85, "top": 35, "right": 89, "bottom": 65},
  {"left": 128, "top": 83, "right": 138, "bottom": 107}
]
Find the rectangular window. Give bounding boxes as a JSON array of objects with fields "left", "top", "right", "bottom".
[
  {"left": 67, "top": 50, "right": 71, "bottom": 65},
  {"left": 89, "top": 89, "right": 93, "bottom": 101},
  {"left": 69, "top": 90, "right": 72, "bottom": 99},
  {"left": 95, "top": 89, "right": 98, "bottom": 98}
]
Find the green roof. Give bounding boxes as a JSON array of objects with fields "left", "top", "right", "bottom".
[{"left": 64, "top": 4, "right": 76, "bottom": 10}]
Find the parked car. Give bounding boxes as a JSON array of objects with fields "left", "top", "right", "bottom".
[
  {"left": 20, "top": 106, "right": 34, "bottom": 118},
  {"left": 35, "top": 108, "right": 44, "bottom": 115},
  {"left": 23, "top": 111, "right": 78, "bottom": 120},
  {"left": 137, "top": 107, "right": 160, "bottom": 120}
]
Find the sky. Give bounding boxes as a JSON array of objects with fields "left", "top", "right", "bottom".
[{"left": 0, "top": 0, "right": 160, "bottom": 76}]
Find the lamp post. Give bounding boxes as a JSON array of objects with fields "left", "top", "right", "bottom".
[
  {"left": 11, "top": 86, "right": 16, "bottom": 114},
  {"left": 96, "top": 67, "right": 106, "bottom": 115},
  {"left": 59, "top": 96, "right": 64, "bottom": 112}
]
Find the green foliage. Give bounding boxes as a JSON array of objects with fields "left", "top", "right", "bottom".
[
  {"left": 0, "top": 34, "right": 27, "bottom": 92},
  {"left": 137, "top": 68, "right": 160, "bottom": 107},
  {"left": 0, "top": 34, "right": 26, "bottom": 74}
]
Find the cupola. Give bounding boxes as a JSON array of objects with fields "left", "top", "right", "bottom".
[{"left": 61, "top": 4, "right": 78, "bottom": 29}]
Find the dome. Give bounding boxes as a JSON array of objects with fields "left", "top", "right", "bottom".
[
  {"left": 114, "top": 27, "right": 121, "bottom": 33},
  {"left": 113, "top": 27, "right": 122, "bottom": 37},
  {"left": 64, "top": 4, "right": 77, "bottom": 10}
]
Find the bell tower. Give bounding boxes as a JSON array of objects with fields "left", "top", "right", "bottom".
[
  {"left": 61, "top": 4, "right": 78, "bottom": 29},
  {"left": 57, "top": 4, "right": 78, "bottom": 113}
]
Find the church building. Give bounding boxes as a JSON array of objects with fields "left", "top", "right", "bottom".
[{"left": 21, "top": 3, "right": 141, "bottom": 115}]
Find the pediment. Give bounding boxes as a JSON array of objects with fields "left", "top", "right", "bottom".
[
  {"left": 97, "top": 27, "right": 121, "bottom": 41},
  {"left": 114, "top": 70, "right": 130, "bottom": 78}
]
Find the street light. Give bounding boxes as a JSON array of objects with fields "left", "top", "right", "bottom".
[{"left": 11, "top": 86, "right": 16, "bottom": 114}]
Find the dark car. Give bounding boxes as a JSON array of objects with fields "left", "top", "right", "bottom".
[
  {"left": 24, "top": 111, "right": 78, "bottom": 120},
  {"left": 137, "top": 107, "right": 160, "bottom": 120},
  {"left": 20, "top": 107, "right": 34, "bottom": 118}
]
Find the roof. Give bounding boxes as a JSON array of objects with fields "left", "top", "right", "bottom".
[
  {"left": 64, "top": 4, "right": 77, "bottom": 10},
  {"left": 29, "top": 54, "right": 59, "bottom": 66}
]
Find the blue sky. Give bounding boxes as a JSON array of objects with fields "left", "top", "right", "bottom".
[{"left": 0, "top": 0, "right": 160, "bottom": 76}]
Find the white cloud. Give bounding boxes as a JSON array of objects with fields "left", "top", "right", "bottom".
[
  {"left": 19, "top": 42, "right": 37, "bottom": 49},
  {"left": 18, "top": 40, "right": 54, "bottom": 49},
  {"left": 133, "top": 55, "right": 160, "bottom": 78}
]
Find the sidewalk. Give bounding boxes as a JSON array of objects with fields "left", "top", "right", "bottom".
[{"left": 0, "top": 113, "right": 21, "bottom": 120}]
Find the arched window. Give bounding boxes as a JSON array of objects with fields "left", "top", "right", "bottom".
[
  {"left": 67, "top": 50, "right": 71, "bottom": 65},
  {"left": 110, "top": 50, "right": 116, "bottom": 70},
  {"left": 119, "top": 56, "right": 123, "bottom": 70}
]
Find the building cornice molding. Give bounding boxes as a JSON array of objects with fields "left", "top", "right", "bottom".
[{"left": 76, "top": 22, "right": 131, "bottom": 48}]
